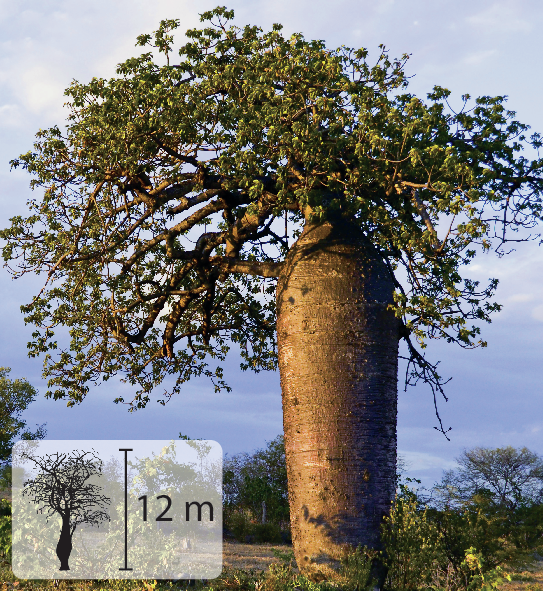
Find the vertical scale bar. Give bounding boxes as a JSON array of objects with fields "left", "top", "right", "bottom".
[{"left": 119, "top": 448, "right": 133, "bottom": 571}]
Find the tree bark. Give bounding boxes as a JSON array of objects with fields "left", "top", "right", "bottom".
[
  {"left": 56, "top": 514, "right": 73, "bottom": 571},
  {"left": 276, "top": 220, "right": 399, "bottom": 581}
]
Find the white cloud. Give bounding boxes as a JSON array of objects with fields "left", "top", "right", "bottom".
[
  {"left": 463, "top": 49, "right": 498, "bottom": 66},
  {"left": 0, "top": 104, "right": 22, "bottom": 127},
  {"left": 531, "top": 304, "right": 543, "bottom": 322},
  {"left": 462, "top": 264, "right": 481, "bottom": 276},
  {"left": 16, "top": 65, "right": 67, "bottom": 116},
  {"left": 399, "top": 450, "right": 457, "bottom": 472},
  {"left": 466, "top": 3, "right": 532, "bottom": 34},
  {"left": 506, "top": 293, "right": 535, "bottom": 303}
]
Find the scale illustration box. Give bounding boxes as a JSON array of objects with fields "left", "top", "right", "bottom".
[{"left": 11, "top": 440, "right": 222, "bottom": 580}]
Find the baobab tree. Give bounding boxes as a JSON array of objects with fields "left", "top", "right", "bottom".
[
  {"left": 21, "top": 449, "right": 110, "bottom": 571},
  {"left": 2, "top": 7, "right": 543, "bottom": 580}
]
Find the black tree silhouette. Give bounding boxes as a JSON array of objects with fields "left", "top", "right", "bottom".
[{"left": 21, "top": 449, "right": 110, "bottom": 571}]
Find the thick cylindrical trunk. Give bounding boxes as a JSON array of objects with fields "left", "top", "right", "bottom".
[
  {"left": 276, "top": 220, "right": 399, "bottom": 580},
  {"left": 56, "top": 515, "right": 73, "bottom": 571}
]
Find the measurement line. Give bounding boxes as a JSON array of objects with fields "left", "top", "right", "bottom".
[{"left": 119, "top": 448, "right": 133, "bottom": 571}]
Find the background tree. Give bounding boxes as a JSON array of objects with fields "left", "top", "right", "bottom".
[
  {"left": 129, "top": 440, "right": 200, "bottom": 532},
  {"left": 99, "top": 455, "right": 124, "bottom": 527},
  {"left": 21, "top": 449, "right": 110, "bottom": 571},
  {"left": 223, "top": 437, "right": 409, "bottom": 542},
  {"left": 435, "top": 446, "right": 543, "bottom": 511},
  {"left": 224, "top": 435, "right": 289, "bottom": 526},
  {"left": 2, "top": 7, "right": 543, "bottom": 579},
  {"left": 0, "top": 367, "right": 46, "bottom": 484}
]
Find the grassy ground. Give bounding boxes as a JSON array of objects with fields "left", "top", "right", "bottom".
[
  {"left": 501, "top": 560, "right": 543, "bottom": 591},
  {"left": 1, "top": 546, "right": 541, "bottom": 591},
  {"left": 0, "top": 540, "right": 295, "bottom": 590},
  {"left": 222, "top": 541, "right": 295, "bottom": 572}
]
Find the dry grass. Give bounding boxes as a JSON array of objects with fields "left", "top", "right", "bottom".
[
  {"left": 501, "top": 559, "right": 543, "bottom": 591},
  {"left": 222, "top": 541, "right": 294, "bottom": 572}
]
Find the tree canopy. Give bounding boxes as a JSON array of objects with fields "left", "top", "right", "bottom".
[
  {"left": 436, "top": 446, "right": 543, "bottom": 510},
  {"left": 2, "top": 7, "right": 543, "bottom": 411},
  {"left": 224, "top": 434, "right": 288, "bottom": 524},
  {"left": 0, "top": 367, "right": 46, "bottom": 468}
]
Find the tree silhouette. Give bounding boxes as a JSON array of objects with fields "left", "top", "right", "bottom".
[{"left": 21, "top": 449, "right": 110, "bottom": 571}]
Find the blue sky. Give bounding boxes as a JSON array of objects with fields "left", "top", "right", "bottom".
[{"left": 1, "top": 0, "right": 542, "bottom": 489}]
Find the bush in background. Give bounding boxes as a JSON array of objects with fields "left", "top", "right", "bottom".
[
  {"left": 0, "top": 498, "right": 11, "bottom": 564},
  {"left": 382, "top": 481, "right": 514, "bottom": 591},
  {"left": 223, "top": 435, "right": 290, "bottom": 543},
  {"left": 435, "top": 446, "right": 543, "bottom": 511},
  {"left": 0, "top": 368, "right": 47, "bottom": 488}
]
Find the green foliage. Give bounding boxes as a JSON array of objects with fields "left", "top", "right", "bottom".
[
  {"left": 225, "top": 509, "right": 253, "bottom": 541},
  {"left": 431, "top": 446, "right": 543, "bottom": 573},
  {"left": 505, "top": 502, "right": 543, "bottom": 558},
  {"left": 225, "top": 510, "right": 284, "bottom": 543},
  {"left": 0, "top": 367, "right": 46, "bottom": 464},
  {"left": 223, "top": 435, "right": 289, "bottom": 541},
  {"left": 130, "top": 440, "right": 198, "bottom": 496},
  {"left": 436, "top": 446, "right": 543, "bottom": 511},
  {"left": 461, "top": 547, "right": 511, "bottom": 591},
  {"left": 0, "top": 499, "right": 11, "bottom": 564},
  {"left": 378, "top": 475, "right": 541, "bottom": 591},
  {"left": 383, "top": 497, "right": 512, "bottom": 591},
  {"left": 0, "top": 367, "right": 46, "bottom": 487},
  {"left": 336, "top": 546, "right": 378, "bottom": 590},
  {"left": 2, "top": 7, "right": 543, "bottom": 407},
  {"left": 382, "top": 488, "right": 444, "bottom": 588},
  {"left": 252, "top": 522, "right": 284, "bottom": 545}
]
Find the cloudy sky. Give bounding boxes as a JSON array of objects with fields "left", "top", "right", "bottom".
[{"left": 1, "top": 0, "right": 542, "bottom": 488}]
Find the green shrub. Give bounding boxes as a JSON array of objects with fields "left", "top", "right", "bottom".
[
  {"left": 253, "top": 522, "right": 283, "bottom": 544},
  {"left": 0, "top": 502, "right": 11, "bottom": 563},
  {"left": 225, "top": 510, "right": 254, "bottom": 542},
  {"left": 377, "top": 483, "right": 524, "bottom": 591},
  {"left": 337, "top": 546, "right": 378, "bottom": 590},
  {"left": 224, "top": 436, "right": 289, "bottom": 526},
  {"left": 0, "top": 498, "right": 11, "bottom": 517},
  {"left": 382, "top": 492, "right": 445, "bottom": 590},
  {"left": 225, "top": 510, "right": 286, "bottom": 544}
]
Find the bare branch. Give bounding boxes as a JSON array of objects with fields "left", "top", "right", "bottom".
[{"left": 209, "top": 256, "right": 283, "bottom": 277}]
